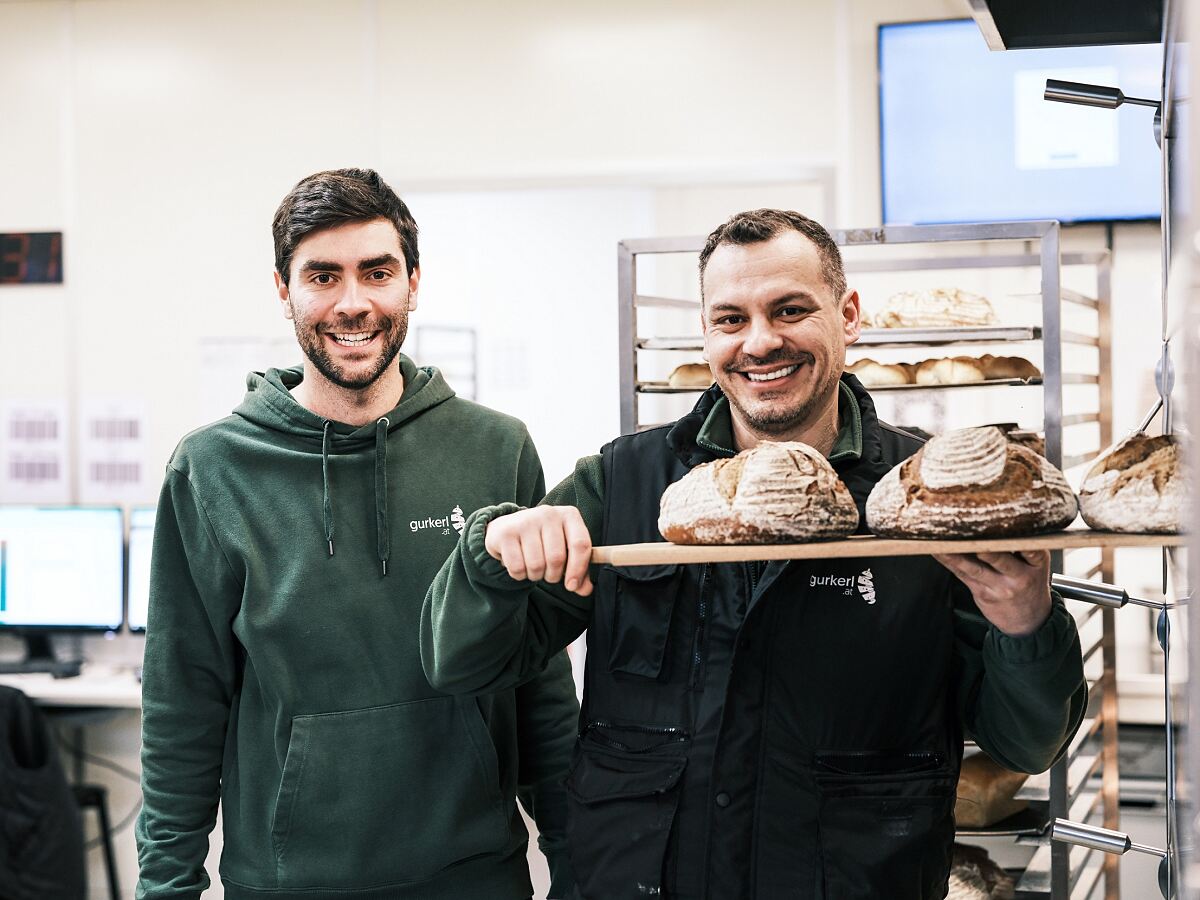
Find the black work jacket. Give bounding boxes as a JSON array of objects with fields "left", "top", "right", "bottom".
[
  {"left": 0, "top": 686, "right": 85, "bottom": 900},
  {"left": 566, "top": 376, "right": 965, "bottom": 900}
]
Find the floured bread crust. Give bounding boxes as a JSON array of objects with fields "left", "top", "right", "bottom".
[
  {"left": 659, "top": 441, "right": 859, "bottom": 544},
  {"left": 866, "top": 426, "right": 1077, "bottom": 538},
  {"left": 1078, "top": 433, "right": 1183, "bottom": 533},
  {"left": 873, "top": 287, "right": 998, "bottom": 329}
]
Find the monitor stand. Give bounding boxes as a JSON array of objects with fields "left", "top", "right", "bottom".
[{"left": 0, "top": 634, "right": 82, "bottom": 679}]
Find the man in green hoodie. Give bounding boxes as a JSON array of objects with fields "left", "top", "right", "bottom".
[{"left": 136, "top": 168, "right": 578, "bottom": 900}]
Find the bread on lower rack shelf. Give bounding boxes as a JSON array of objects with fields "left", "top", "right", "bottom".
[
  {"left": 1078, "top": 433, "right": 1184, "bottom": 533},
  {"left": 667, "top": 362, "right": 715, "bottom": 389},
  {"left": 914, "top": 356, "right": 986, "bottom": 385},
  {"left": 949, "top": 844, "right": 1015, "bottom": 900},
  {"left": 658, "top": 441, "right": 859, "bottom": 544},
  {"left": 865, "top": 426, "right": 1078, "bottom": 538},
  {"left": 871, "top": 287, "right": 998, "bottom": 329},
  {"left": 954, "top": 752, "right": 1029, "bottom": 828},
  {"left": 979, "top": 354, "right": 1040, "bottom": 381},
  {"left": 846, "top": 357, "right": 912, "bottom": 387}
]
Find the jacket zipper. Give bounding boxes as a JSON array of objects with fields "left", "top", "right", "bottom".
[
  {"left": 813, "top": 750, "right": 945, "bottom": 776},
  {"left": 689, "top": 564, "right": 710, "bottom": 689},
  {"left": 585, "top": 720, "right": 691, "bottom": 753}
]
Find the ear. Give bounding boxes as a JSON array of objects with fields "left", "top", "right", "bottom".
[
  {"left": 406, "top": 266, "right": 421, "bottom": 311},
  {"left": 274, "top": 271, "right": 293, "bottom": 320},
  {"left": 841, "top": 289, "right": 862, "bottom": 346}
]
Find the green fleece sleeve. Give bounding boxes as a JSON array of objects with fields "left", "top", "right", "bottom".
[
  {"left": 516, "top": 650, "right": 579, "bottom": 898},
  {"left": 135, "top": 466, "right": 242, "bottom": 900},
  {"left": 421, "top": 454, "right": 604, "bottom": 696},
  {"left": 954, "top": 584, "right": 1087, "bottom": 774}
]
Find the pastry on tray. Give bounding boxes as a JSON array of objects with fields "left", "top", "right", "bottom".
[
  {"left": 865, "top": 426, "right": 1077, "bottom": 538},
  {"left": 659, "top": 441, "right": 858, "bottom": 544},
  {"left": 846, "top": 357, "right": 913, "bottom": 387},
  {"left": 1078, "top": 433, "right": 1184, "bottom": 533},
  {"left": 954, "top": 752, "right": 1029, "bottom": 829},
  {"left": 979, "top": 354, "right": 1040, "bottom": 381},
  {"left": 914, "top": 356, "right": 986, "bottom": 385},
  {"left": 667, "top": 362, "right": 715, "bottom": 389}
]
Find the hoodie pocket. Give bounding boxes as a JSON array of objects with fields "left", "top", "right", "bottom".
[
  {"left": 565, "top": 735, "right": 687, "bottom": 900},
  {"left": 270, "top": 696, "right": 510, "bottom": 888},
  {"left": 605, "top": 564, "right": 681, "bottom": 680},
  {"left": 813, "top": 751, "right": 955, "bottom": 900}
]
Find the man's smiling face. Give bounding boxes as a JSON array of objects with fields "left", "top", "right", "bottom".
[
  {"left": 701, "top": 230, "right": 859, "bottom": 441},
  {"left": 277, "top": 217, "right": 418, "bottom": 392}
]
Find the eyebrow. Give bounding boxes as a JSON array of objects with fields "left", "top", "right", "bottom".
[
  {"left": 707, "top": 291, "right": 820, "bottom": 314},
  {"left": 298, "top": 253, "right": 403, "bottom": 276}
]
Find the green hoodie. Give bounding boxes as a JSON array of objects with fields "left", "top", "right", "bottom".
[{"left": 136, "top": 355, "right": 578, "bottom": 900}]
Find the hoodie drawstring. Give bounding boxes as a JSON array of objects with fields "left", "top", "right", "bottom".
[
  {"left": 322, "top": 420, "right": 335, "bottom": 556},
  {"left": 375, "top": 417, "right": 391, "bottom": 576}
]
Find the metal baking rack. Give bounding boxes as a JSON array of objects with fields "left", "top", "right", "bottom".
[{"left": 616, "top": 220, "right": 1120, "bottom": 898}]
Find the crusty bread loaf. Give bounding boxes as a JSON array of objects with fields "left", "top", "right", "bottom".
[
  {"left": 914, "top": 356, "right": 986, "bottom": 385},
  {"left": 1078, "top": 433, "right": 1183, "bottom": 533},
  {"left": 866, "top": 426, "right": 1078, "bottom": 538},
  {"left": 995, "top": 424, "right": 1046, "bottom": 457},
  {"left": 949, "top": 844, "right": 1015, "bottom": 900},
  {"left": 874, "top": 288, "right": 998, "bottom": 329},
  {"left": 847, "top": 357, "right": 912, "bottom": 387},
  {"left": 980, "top": 354, "right": 1041, "bottom": 381},
  {"left": 954, "top": 753, "right": 1029, "bottom": 828},
  {"left": 668, "top": 362, "right": 714, "bottom": 389},
  {"left": 659, "top": 441, "right": 859, "bottom": 544}
]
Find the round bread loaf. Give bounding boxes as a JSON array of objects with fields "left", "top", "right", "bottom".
[
  {"left": 667, "top": 362, "right": 714, "bottom": 389},
  {"left": 847, "top": 357, "right": 912, "bottom": 387},
  {"left": 866, "top": 426, "right": 1077, "bottom": 538},
  {"left": 1078, "top": 433, "right": 1183, "bottom": 533},
  {"left": 914, "top": 356, "right": 986, "bottom": 385},
  {"left": 659, "top": 441, "right": 859, "bottom": 544}
]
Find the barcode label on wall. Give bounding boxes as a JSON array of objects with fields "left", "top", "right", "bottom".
[
  {"left": 90, "top": 418, "right": 140, "bottom": 441},
  {"left": 9, "top": 459, "right": 59, "bottom": 482},
  {"left": 88, "top": 461, "right": 141, "bottom": 484},
  {"left": 9, "top": 417, "right": 58, "bottom": 441}
]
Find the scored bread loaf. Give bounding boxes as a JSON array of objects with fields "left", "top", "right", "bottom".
[
  {"left": 949, "top": 844, "right": 1015, "bottom": 900},
  {"left": 668, "top": 362, "right": 715, "bottom": 389},
  {"left": 846, "top": 357, "right": 913, "bottom": 387},
  {"left": 1078, "top": 433, "right": 1184, "bottom": 533},
  {"left": 874, "top": 288, "right": 998, "bottom": 329},
  {"left": 866, "top": 426, "right": 1078, "bottom": 538},
  {"left": 914, "top": 356, "right": 986, "bottom": 385},
  {"left": 659, "top": 441, "right": 859, "bottom": 544}
]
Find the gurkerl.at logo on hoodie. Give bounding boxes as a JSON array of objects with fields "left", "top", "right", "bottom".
[
  {"left": 809, "top": 568, "right": 877, "bottom": 604},
  {"left": 410, "top": 505, "right": 467, "bottom": 536}
]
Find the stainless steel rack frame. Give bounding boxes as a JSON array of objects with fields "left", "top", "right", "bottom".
[{"left": 616, "top": 220, "right": 1117, "bottom": 899}]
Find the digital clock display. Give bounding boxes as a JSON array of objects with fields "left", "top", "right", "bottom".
[{"left": 0, "top": 233, "right": 63, "bottom": 284}]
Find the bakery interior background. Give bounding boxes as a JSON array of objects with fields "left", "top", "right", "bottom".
[{"left": 0, "top": 0, "right": 1188, "bottom": 897}]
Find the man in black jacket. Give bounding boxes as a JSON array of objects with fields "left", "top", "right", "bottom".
[{"left": 421, "top": 209, "right": 1087, "bottom": 899}]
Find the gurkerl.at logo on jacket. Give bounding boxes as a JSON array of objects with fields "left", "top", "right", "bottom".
[
  {"left": 410, "top": 504, "right": 467, "bottom": 536},
  {"left": 809, "top": 568, "right": 877, "bottom": 605}
]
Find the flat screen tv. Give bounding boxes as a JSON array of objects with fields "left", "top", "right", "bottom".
[{"left": 879, "top": 19, "right": 1162, "bottom": 225}]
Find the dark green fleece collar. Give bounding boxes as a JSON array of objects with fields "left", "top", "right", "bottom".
[{"left": 695, "top": 380, "right": 863, "bottom": 461}]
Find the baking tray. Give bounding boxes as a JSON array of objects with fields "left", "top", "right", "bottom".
[{"left": 591, "top": 530, "right": 1186, "bottom": 566}]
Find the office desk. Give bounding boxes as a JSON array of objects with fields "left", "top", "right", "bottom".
[{"left": 0, "top": 665, "right": 142, "bottom": 709}]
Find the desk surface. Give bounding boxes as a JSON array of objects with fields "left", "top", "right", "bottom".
[{"left": 0, "top": 666, "right": 142, "bottom": 709}]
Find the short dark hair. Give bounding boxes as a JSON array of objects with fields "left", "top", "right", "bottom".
[
  {"left": 698, "top": 209, "right": 846, "bottom": 302},
  {"left": 272, "top": 168, "right": 419, "bottom": 285}
]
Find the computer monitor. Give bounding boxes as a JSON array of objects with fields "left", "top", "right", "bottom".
[
  {"left": 0, "top": 506, "right": 124, "bottom": 675},
  {"left": 879, "top": 18, "right": 1162, "bottom": 225},
  {"left": 127, "top": 506, "right": 155, "bottom": 633}
]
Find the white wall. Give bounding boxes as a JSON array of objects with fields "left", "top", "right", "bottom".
[{"left": 0, "top": 0, "right": 1179, "bottom": 895}]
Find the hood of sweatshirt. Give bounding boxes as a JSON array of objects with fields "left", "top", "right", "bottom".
[{"left": 232, "top": 353, "right": 454, "bottom": 574}]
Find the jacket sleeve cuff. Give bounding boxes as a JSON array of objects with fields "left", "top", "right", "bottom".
[
  {"left": 985, "top": 592, "right": 1074, "bottom": 665},
  {"left": 463, "top": 503, "right": 528, "bottom": 587}
]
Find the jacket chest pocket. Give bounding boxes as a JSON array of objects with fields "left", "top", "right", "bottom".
[
  {"left": 812, "top": 751, "right": 955, "bottom": 900},
  {"left": 602, "top": 564, "right": 684, "bottom": 681}
]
